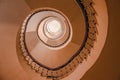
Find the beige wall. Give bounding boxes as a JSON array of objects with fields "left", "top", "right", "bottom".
[
  {"left": 0, "top": 0, "right": 30, "bottom": 80},
  {"left": 81, "top": 0, "right": 120, "bottom": 80}
]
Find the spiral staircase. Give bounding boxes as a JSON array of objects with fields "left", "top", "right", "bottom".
[{"left": 0, "top": 0, "right": 119, "bottom": 80}]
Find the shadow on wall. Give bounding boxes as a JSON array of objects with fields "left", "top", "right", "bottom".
[
  {"left": 0, "top": 0, "right": 30, "bottom": 80},
  {"left": 81, "top": 0, "right": 120, "bottom": 80}
]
